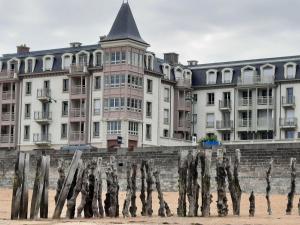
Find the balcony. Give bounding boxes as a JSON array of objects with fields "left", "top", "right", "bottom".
[
  {"left": 0, "top": 70, "right": 18, "bottom": 80},
  {"left": 282, "top": 96, "right": 295, "bottom": 108},
  {"left": 216, "top": 120, "right": 233, "bottom": 131},
  {"left": 178, "top": 120, "right": 191, "bottom": 129},
  {"left": 69, "top": 132, "right": 85, "bottom": 143},
  {"left": 206, "top": 121, "right": 215, "bottom": 129},
  {"left": 37, "top": 89, "right": 51, "bottom": 102},
  {"left": 0, "top": 134, "right": 14, "bottom": 144},
  {"left": 280, "top": 118, "right": 298, "bottom": 129},
  {"left": 2, "top": 91, "right": 16, "bottom": 100},
  {"left": 1, "top": 113, "right": 15, "bottom": 122},
  {"left": 257, "top": 118, "right": 274, "bottom": 130},
  {"left": 257, "top": 96, "right": 273, "bottom": 106},
  {"left": 70, "top": 108, "right": 86, "bottom": 118},
  {"left": 238, "top": 98, "right": 252, "bottom": 107},
  {"left": 219, "top": 100, "right": 231, "bottom": 111},
  {"left": 71, "top": 85, "right": 86, "bottom": 95},
  {"left": 69, "top": 63, "right": 88, "bottom": 74},
  {"left": 238, "top": 119, "right": 252, "bottom": 128},
  {"left": 34, "top": 112, "right": 52, "bottom": 123},
  {"left": 33, "top": 134, "right": 51, "bottom": 146},
  {"left": 176, "top": 78, "right": 191, "bottom": 88},
  {"left": 237, "top": 75, "right": 274, "bottom": 86}
]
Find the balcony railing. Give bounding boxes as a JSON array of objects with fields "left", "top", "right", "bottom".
[
  {"left": 237, "top": 75, "right": 274, "bottom": 86},
  {"left": 219, "top": 100, "right": 231, "bottom": 110},
  {"left": 34, "top": 111, "right": 52, "bottom": 122},
  {"left": 33, "top": 133, "right": 51, "bottom": 145},
  {"left": 176, "top": 78, "right": 191, "bottom": 88},
  {"left": 1, "top": 113, "right": 15, "bottom": 121},
  {"left": 0, "top": 70, "right": 17, "bottom": 79},
  {"left": 69, "top": 63, "right": 88, "bottom": 73},
  {"left": 206, "top": 121, "right": 215, "bottom": 128},
  {"left": 238, "top": 98, "right": 252, "bottom": 107},
  {"left": 257, "top": 118, "right": 274, "bottom": 129},
  {"left": 257, "top": 96, "right": 273, "bottom": 105},
  {"left": 69, "top": 131, "right": 85, "bottom": 141},
  {"left": 0, "top": 134, "right": 14, "bottom": 143},
  {"left": 282, "top": 96, "right": 295, "bottom": 107},
  {"left": 216, "top": 120, "right": 233, "bottom": 130},
  {"left": 2, "top": 91, "right": 15, "bottom": 100},
  {"left": 280, "top": 118, "right": 298, "bottom": 128},
  {"left": 238, "top": 119, "right": 252, "bottom": 128},
  {"left": 71, "top": 85, "right": 86, "bottom": 95},
  {"left": 37, "top": 88, "right": 51, "bottom": 100},
  {"left": 70, "top": 108, "right": 86, "bottom": 117},
  {"left": 179, "top": 120, "right": 191, "bottom": 128}
]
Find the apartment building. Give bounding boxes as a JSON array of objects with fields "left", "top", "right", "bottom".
[{"left": 0, "top": 2, "right": 192, "bottom": 151}]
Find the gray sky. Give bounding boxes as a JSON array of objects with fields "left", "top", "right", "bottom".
[{"left": 1, "top": 0, "right": 300, "bottom": 64}]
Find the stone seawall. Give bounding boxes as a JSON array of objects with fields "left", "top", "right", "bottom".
[{"left": 0, "top": 143, "right": 300, "bottom": 194}]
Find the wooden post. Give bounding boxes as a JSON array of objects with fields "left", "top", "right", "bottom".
[
  {"left": 40, "top": 155, "right": 50, "bottom": 219},
  {"left": 77, "top": 164, "right": 89, "bottom": 218},
  {"left": 140, "top": 160, "right": 147, "bottom": 216},
  {"left": 154, "top": 169, "right": 167, "bottom": 217},
  {"left": 129, "top": 163, "right": 137, "bottom": 217},
  {"left": 225, "top": 149, "right": 242, "bottom": 216},
  {"left": 249, "top": 191, "right": 255, "bottom": 217},
  {"left": 20, "top": 153, "right": 30, "bottom": 219},
  {"left": 298, "top": 198, "right": 300, "bottom": 216},
  {"left": 286, "top": 158, "right": 296, "bottom": 215},
  {"left": 216, "top": 149, "right": 228, "bottom": 217},
  {"left": 266, "top": 158, "right": 273, "bottom": 215},
  {"left": 177, "top": 151, "right": 188, "bottom": 217},
  {"left": 187, "top": 149, "right": 199, "bottom": 217},
  {"left": 53, "top": 150, "right": 82, "bottom": 219},
  {"left": 122, "top": 163, "right": 132, "bottom": 217},
  {"left": 97, "top": 158, "right": 104, "bottom": 218},
  {"left": 55, "top": 159, "right": 65, "bottom": 205},
  {"left": 145, "top": 159, "right": 154, "bottom": 216},
  {"left": 201, "top": 149, "right": 212, "bottom": 217}
]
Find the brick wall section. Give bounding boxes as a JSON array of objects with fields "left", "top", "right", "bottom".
[{"left": 0, "top": 143, "right": 299, "bottom": 194}]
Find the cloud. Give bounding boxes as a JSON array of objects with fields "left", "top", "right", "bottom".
[{"left": 1, "top": 0, "right": 300, "bottom": 64}]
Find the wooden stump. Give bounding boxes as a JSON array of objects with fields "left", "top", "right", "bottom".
[
  {"left": 40, "top": 155, "right": 50, "bottom": 219},
  {"left": 177, "top": 151, "right": 188, "bottom": 217},
  {"left": 249, "top": 191, "right": 255, "bottom": 217},
  {"left": 77, "top": 164, "right": 89, "bottom": 218},
  {"left": 122, "top": 163, "right": 132, "bottom": 217},
  {"left": 97, "top": 158, "right": 104, "bottom": 218},
  {"left": 55, "top": 159, "right": 65, "bottom": 205},
  {"left": 140, "top": 160, "right": 147, "bottom": 216},
  {"left": 225, "top": 149, "right": 242, "bottom": 216},
  {"left": 53, "top": 150, "right": 82, "bottom": 219},
  {"left": 216, "top": 149, "right": 228, "bottom": 217},
  {"left": 154, "top": 169, "right": 168, "bottom": 217},
  {"left": 201, "top": 150, "right": 212, "bottom": 217},
  {"left": 129, "top": 163, "right": 137, "bottom": 217},
  {"left": 286, "top": 158, "right": 296, "bottom": 215},
  {"left": 145, "top": 160, "right": 154, "bottom": 216},
  {"left": 265, "top": 158, "right": 273, "bottom": 215},
  {"left": 20, "top": 153, "right": 30, "bottom": 219}
]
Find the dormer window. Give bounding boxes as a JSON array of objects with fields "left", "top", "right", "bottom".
[
  {"left": 25, "top": 57, "right": 36, "bottom": 73},
  {"left": 7, "top": 57, "right": 21, "bottom": 74},
  {"left": 174, "top": 66, "right": 183, "bottom": 80},
  {"left": 206, "top": 69, "right": 217, "bottom": 84},
  {"left": 162, "top": 63, "right": 171, "bottom": 79},
  {"left": 61, "top": 53, "right": 73, "bottom": 70},
  {"left": 93, "top": 50, "right": 103, "bottom": 67},
  {"left": 260, "top": 64, "right": 275, "bottom": 77},
  {"left": 222, "top": 68, "right": 233, "bottom": 83},
  {"left": 43, "top": 55, "right": 54, "bottom": 71},
  {"left": 284, "top": 62, "right": 296, "bottom": 79},
  {"left": 145, "top": 53, "right": 154, "bottom": 70},
  {"left": 76, "top": 50, "right": 90, "bottom": 66},
  {"left": 183, "top": 69, "right": 192, "bottom": 80}
]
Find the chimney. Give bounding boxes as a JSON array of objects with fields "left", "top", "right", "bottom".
[
  {"left": 187, "top": 60, "right": 198, "bottom": 66},
  {"left": 164, "top": 52, "right": 179, "bottom": 65},
  {"left": 17, "top": 44, "right": 30, "bottom": 54},
  {"left": 70, "top": 42, "right": 82, "bottom": 48},
  {"left": 99, "top": 35, "right": 107, "bottom": 42}
]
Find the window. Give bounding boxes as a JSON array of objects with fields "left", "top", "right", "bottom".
[
  {"left": 222, "top": 69, "right": 233, "bottom": 83},
  {"left": 94, "top": 76, "right": 101, "bottom": 90},
  {"left": 27, "top": 59, "right": 33, "bottom": 73},
  {"left": 127, "top": 75, "right": 143, "bottom": 89},
  {"left": 126, "top": 98, "right": 142, "bottom": 112},
  {"left": 146, "top": 102, "right": 152, "bottom": 117},
  {"left": 146, "top": 124, "right": 152, "bottom": 140},
  {"left": 61, "top": 124, "right": 68, "bottom": 139},
  {"left": 147, "top": 79, "right": 153, "bottom": 93},
  {"left": 107, "top": 121, "right": 121, "bottom": 135},
  {"left": 286, "top": 88, "right": 294, "bottom": 104},
  {"left": 93, "top": 122, "right": 100, "bottom": 137},
  {"left": 164, "top": 88, "right": 170, "bottom": 102},
  {"left": 62, "top": 55, "right": 72, "bottom": 70},
  {"left": 206, "top": 70, "right": 217, "bottom": 84},
  {"left": 104, "top": 98, "right": 125, "bottom": 111},
  {"left": 285, "top": 130, "right": 295, "bottom": 139},
  {"left": 94, "top": 99, "right": 101, "bottom": 115},
  {"left": 192, "top": 114, "right": 197, "bottom": 124},
  {"left": 110, "top": 51, "right": 126, "bottom": 64},
  {"left": 104, "top": 74, "right": 126, "bottom": 88},
  {"left": 207, "top": 93, "right": 215, "bottom": 105},
  {"left": 285, "top": 63, "right": 296, "bottom": 79},
  {"left": 25, "top": 82, "right": 32, "bottom": 95},
  {"left": 163, "top": 129, "right": 169, "bottom": 137},
  {"left": 222, "top": 133, "right": 231, "bottom": 141},
  {"left": 164, "top": 109, "right": 169, "bottom": 124},
  {"left": 24, "top": 126, "right": 30, "bottom": 140},
  {"left": 128, "top": 121, "right": 139, "bottom": 136},
  {"left": 261, "top": 66, "right": 274, "bottom": 77},
  {"left": 206, "top": 113, "right": 215, "bottom": 128},
  {"left": 95, "top": 53, "right": 102, "bottom": 67},
  {"left": 62, "top": 101, "right": 68, "bottom": 116},
  {"left": 63, "top": 79, "right": 69, "bottom": 92},
  {"left": 193, "top": 94, "right": 198, "bottom": 102},
  {"left": 25, "top": 104, "right": 31, "bottom": 119},
  {"left": 43, "top": 56, "right": 54, "bottom": 71}
]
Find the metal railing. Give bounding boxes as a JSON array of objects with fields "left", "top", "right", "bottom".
[
  {"left": 70, "top": 63, "right": 87, "bottom": 73},
  {"left": 238, "top": 119, "right": 252, "bottom": 127},
  {"left": 33, "top": 133, "right": 51, "bottom": 143},
  {"left": 237, "top": 75, "right": 274, "bottom": 85},
  {"left": 37, "top": 88, "right": 51, "bottom": 99},
  {"left": 70, "top": 108, "right": 86, "bottom": 117},
  {"left": 2, "top": 91, "right": 15, "bottom": 100},
  {"left": 34, "top": 111, "right": 52, "bottom": 121},
  {"left": 69, "top": 132, "right": 85, "bottom": 141},
  {"left": 71, "top": 85, "right": 86, "bottom": 95},
  {"left": 257, "top": 118, "right": 274, "bottom": 129},
  {"left": 0, "top": 135, "right": 14, "bottom": 143},
  {"left": 238, "top": 98, "right": 252, "bottom": 106},
  {"left": 1, "top": 113, "right": 15, "bottom": 121},
  {"left": 0, "top": 70, "right": 17, "bottom": 79},
  {"left": 216, "top": 120, "right": 233, "bottom": 130},
  {"left": 176, "top": 78, "right": 191, "bottom": 87},
  {"left": 206, "top": 121, "right": 215, "bottom": 128},
  {"left": 257, "top": 96, "right": 273, "bottom": 105},
  {"left": 282, "top": 96, "right": 295, "bottom": 106},
  {"left": 219, "top": 100, "right": 231, "bottom": 109},
  {"left": 280, "top": 118, "right": 298, "bottom": 127}
]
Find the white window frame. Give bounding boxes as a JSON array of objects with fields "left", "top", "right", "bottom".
[
  {"left": 284, "top": 62, "right": 297, "bottom": 79},
  {"left": 260, "top": 64, "right": 275, "bottom": 77},
  {"left": 107, "top": 121, "right": 121, "bottom": 135},
  {"left": 75, "top": 50, "right": 90, "bottom": 66},
  {"left": 93, "top": 49, "right": 104, "bottom": 67},
  {"left": 61, "top": 53, "right": 73, "bottom": 70},
  {"left": 162, "top": 63, "right": 171, "bottom": 79},
  {"left": 24, "top": 57, "right": 36, "bottom": 73},
  {"left": 221, "top": 68, "right": 233, "bottom": 83},
  {"left": 128, "top": 121, "right": 139, "bottom": 136},
  {"left": 7, "top": 57, "right": 21, "bottom": 73},
  {"left": 43, "top": 55, "right": 55, "bottom": 71},
  {"left": 174, "top": 66, "right": 183, "bottom": 80},
  {"left": 241, "top": 65, "right": 256, "bottom": 77},
  {"left": 206, "top": 69, "right": 217, "bottom": 84},
  {"left": 145, "top": 53, "right": 154, "bottom": 70},
  {"left": 93, "top": 122, "right": 100, "bottom": 137}
]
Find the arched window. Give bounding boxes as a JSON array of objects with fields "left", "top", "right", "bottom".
[
  {"left": 61, "top": 53, "right": 73, "bottom": 70},
  {"left": 162, "top": 63, "right": 171, "bottom": 79},
  {"left": 174, "top": 66, "right": 183, "bottom": 80},
  {"left": 206, "top": 69, "right": 217, "bottom": 84},
  {"left": 25, "top": 57, "right": 36, "bottom": 73},
  {"left": 76, "top": 50, "right": 90, "bottom": 66},
  {"left": 145, "top": 53, "right": 154, "bottom": 70},
  {"left": 284, "top": 62, "right": 297, "bottom": 79},
  {"left": 43, "top": 55, "right": 54, "bottom": 71},
  {"left": 7, "top": 57, "right": 21, "bottom": 74},
  {"left": 93, "top": 50, "right": 103, "bottom": 67},
  {"left": 260, "top": 64, "right": 275, "bottom": 77},
  {"left": 222, "top": 68, "right": 233, "bottom": 83}
]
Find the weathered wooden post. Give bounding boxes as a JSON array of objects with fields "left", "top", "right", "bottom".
[
  {"left": 298, "top": 198, "right": 300, "bottom": 216},
  {"left": 55, "top": 159, "right": 65, "bottom": 204},
  {"left": 225, "top": 149, "right": 242, "bottom": 216},
  {"left": 129, "top": 163, "right": 137, "bottom": 217},
  {"left": 286, "top": 158, "right": 296, "bottom": 215},
  {"left": 265, "top": 158, "right": 273, "bottom": 215},
  {"left": 122, "top": 163, "right": 132, "bottom": 217},
  {"left": 187, "top": 150, "right": 200, "bottom": 217},
  {"left": 153, "top": 169, "right": 166, "bottom": 217},
  {"left": 140, "top": 160, "right": 147, "bottom": 216},
  {"left": 201, "top": 149, "right": 212, "bottom": 217},
  {"left": 249, "top": 191, "right": 255, "bottom": 217},
  {"left": 177, "top": 150, "right": 188, "bottom": 217},
  {"left": 145, "top": 159, "right": 154, "bottom": 216},
  {"left": 77, "top": 164, "right": 89, "bottom": 218},
  {"left": 53, "top": 150, "right": 82, "bottom": 219},
  {"left": 40, "top": 155, "right": 50, "bottom": 219},
  {"left": 97, "top": 158, "right": 104, "bottom": 218},
  {"left": 216, "top": 149, "right": 228, "bottom": 217}
]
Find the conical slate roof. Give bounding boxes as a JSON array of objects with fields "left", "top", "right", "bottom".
[{"left": 104, "top": 2, "right": 148, "bottom": 45}]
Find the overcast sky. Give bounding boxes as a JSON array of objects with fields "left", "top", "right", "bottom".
[{"left": 1, "top": 0, "right": 300, "bottom": 64}]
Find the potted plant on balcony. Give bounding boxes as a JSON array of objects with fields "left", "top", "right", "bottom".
[{"left": 198, "top": 134, "right": 221, "bottom": 149}]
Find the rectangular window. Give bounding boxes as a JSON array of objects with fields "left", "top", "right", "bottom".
[
  {"left": 147, "top": 79, "right": 153, "bottom": 93},
  {"left": 107, "top": 121, "right": 121, "bottom": 135},
  {"left": 206, "top": 113, "right": 215, "bottom": 128},
  {"left": 105, "top": 52, "right": 110, "bottom": 64},
  {"left": 164, "top": 109, "right": 169, "bottom": 124},
  {"left": 222, "top": 132, "right": 231, "bottom": 141},
  {"left": 63, "top": 79, "right": 69, "bottom": 92},
  {"left": 24, "top": 125, "right": 30, "bottom": 140},
  {"left": 146, "top": 102, "right": 152, "bottom": 117},
  {"left": 146, "top": 124, "right": 152, "bottom": 140},
  {"left": 164, "top": 88, "right": 170, "bottom": 102},
  {"left": 94, "top": 76, "right": 101, "bottom": 90},
  {"left": 193, "top": 94, "right": 198, "bottom": 102},
  {"left": 93, "top": 122, "right": 100, "bottom": 137},
  {"left": 62, "top": 101, "right": 68, "bottom": 116},
  {"left": 96, "top": 53, "right": 102, "bottom": 66},
  {"left": 25, "top": 82, "right": 32, "bottom": 95},
  {"left": 61, "top": 124, "right": 68, "bottom": 139},
  {"left": 207, "top": 93, "right": 215, "bottom": 105},
  {"left": 285, "top": 130, "right": 295, "bottom": 139},
  {"left": 163, "top": 129, "right": 169, "bottom": 138},
  {"left": 128, "top": 121, "right": 139, "bottom": 136},
  {"left": 94, "top": 99, "right": 101, "bottom": 115},
  {"left": 25, "top": 104, "right": 31, "bottom": 119}
]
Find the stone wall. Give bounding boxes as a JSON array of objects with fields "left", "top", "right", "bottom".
[{"left": 0, "top": 143, "right": 300, "bottom": 194}]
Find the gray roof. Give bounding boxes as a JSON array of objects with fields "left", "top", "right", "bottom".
[{"left": 104, "top": 3, "right": 148, "bottom": 45}]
